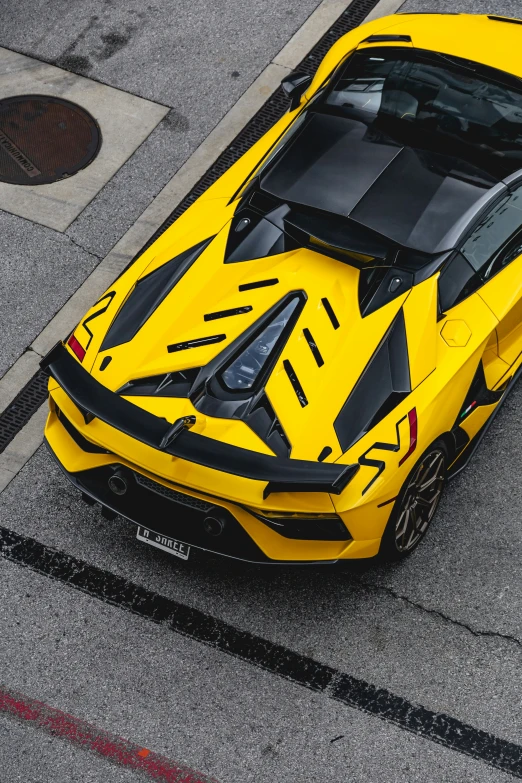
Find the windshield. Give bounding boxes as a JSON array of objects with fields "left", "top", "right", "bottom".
[{"left": 320, "top": 47, "right": 522, "bottom": 177}]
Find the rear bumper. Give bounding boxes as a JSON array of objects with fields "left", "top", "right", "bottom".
[
  {"left": 42, "top": 344, "right": 384, "bottom": 563},
  {"left": 44, "top": 402, "right": 383, "bottom": 562},
  {"left": 45, "top": 440, "right": 288, "bottom": 563}
]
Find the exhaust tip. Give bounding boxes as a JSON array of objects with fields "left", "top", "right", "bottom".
[
  {"left": 108, "top": 472, "right": 128, "bottom": 496},
  {"left": 203, "top": 509, "right": 227, "bottom": 537}
]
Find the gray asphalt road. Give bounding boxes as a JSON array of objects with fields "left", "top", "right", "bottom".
[
  {"left": 0, "top": 560, "right": 513, "bottom": 783},
  {"left": 2, "top": 1, "right": 522, "bottom": 781}
]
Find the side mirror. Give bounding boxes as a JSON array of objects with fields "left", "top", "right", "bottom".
[{"left": 281, "top": 71, "right": 312, "bottom": 110}]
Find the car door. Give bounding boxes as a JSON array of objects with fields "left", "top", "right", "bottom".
[
  {"left": 458, "top": 182, "right": 522, "bottom": 371},
  {"left": 438, "top": 248, "right": 507, "bottom": 392},
  {"left": 437, "top": 185, "right": 522, "bottom": 391}
]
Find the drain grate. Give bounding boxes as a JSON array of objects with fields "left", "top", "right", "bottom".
[
  {"left": 0, "top": 95, "right": 101, "bottom": 185},
  {"left": 0, "top": 370, "right": 49, "bottom": 452},
  {"left": 0, "top": 0, "right": 380, "bottom": 455}
]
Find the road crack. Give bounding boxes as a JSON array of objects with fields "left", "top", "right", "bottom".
[
  {"left": 358, "top": 581, "right": 522, "bottom": 651},
  {"left": 64, "top": 234, "right": 103, "bottom": 260}
]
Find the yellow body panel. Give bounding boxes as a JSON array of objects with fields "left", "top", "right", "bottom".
[
  {"left": 441, "top": 320, "right": 472, "bottom": 348},
  {"left": 44, "top": 13, "right": 522, "bottom": 563},
  {"left": 479, "top": 253, "right": 522, "bottom": 366}
]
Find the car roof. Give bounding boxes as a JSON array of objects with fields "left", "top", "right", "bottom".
[
  {"left": 260, "top": 112, "right": 501, "bottom": 254},
  {"left": 260, "top": 23, "right": 522, "bottom": 255}
]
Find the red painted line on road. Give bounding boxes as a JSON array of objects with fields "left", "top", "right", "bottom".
[{"left": 0, "top": 685, "right": 218, "bottom": 783}]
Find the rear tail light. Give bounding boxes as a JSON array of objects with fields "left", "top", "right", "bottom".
[
  {"left": 399, "top": 407, "right": 417, "bottom": 466},
  {"left": 67, "top": 334, "right": 86, "bottom": 362}
]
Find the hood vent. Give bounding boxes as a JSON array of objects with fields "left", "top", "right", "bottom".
[
  {"left": 189, "top": 292, "right": 307, "bottom": 456},
  {"left": 117, "top": 367, "right": 201, "bottom": 398},
  {"left": 358, "top": 267, "right": 413, "bottom": 317},
  {"left": 101, "top": 237, "right": 213, "bottom": 352},
  {"left": 224, "top": 209, "right": 287, "bottom": 264},
  {"left": 117, "top": 293, "right": 305, "bottom": 458},
  {"left": 334, "top": 310, "right": 411, "bottom": 452},
  {"left": 220, "top": 297, "right": 301, "bottom": 392}
]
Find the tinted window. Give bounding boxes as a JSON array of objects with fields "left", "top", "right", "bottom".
[
  {"left": 321, "top": 48, "right": 522, "bottom": 177},
  {"left": 460, "top": 185, "right": 522, "bottom": 275},
  {"left": 487, "top": 234, "right": 522, "bottom": 278},
  {"left": 439, "top": 184, "right": 522, "bottom": 311},
  {"left": 438, "top": 252, "right": 480, "bottom": 312}
]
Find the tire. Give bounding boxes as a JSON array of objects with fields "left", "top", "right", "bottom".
[{"left": 379, "top": 439, "right": 448, "bottom": 562}]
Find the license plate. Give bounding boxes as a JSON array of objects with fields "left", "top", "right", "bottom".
[{"left": 136, "top": 526, "right": 190, "bottom": 560}]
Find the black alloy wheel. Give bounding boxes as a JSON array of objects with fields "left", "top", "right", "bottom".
[{"left": 380, "top": 441, "right": 447, "bottom": 561}]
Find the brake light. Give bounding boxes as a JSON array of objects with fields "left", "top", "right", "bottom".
[
  {"left": 399, "top": 408, "right": 417, "bottom": 466},
  {"left": 67, "top": 334, "right": 86, "bottom": 362}
]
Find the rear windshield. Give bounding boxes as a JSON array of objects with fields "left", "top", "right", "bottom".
[{"left": 320, "top": 47, "right": 522, "bottom": 177}]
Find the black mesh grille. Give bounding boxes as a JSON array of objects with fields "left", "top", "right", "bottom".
[
  {"left": 0, "top": 370, "right": 49, "bottom": 453},
  {"left": 134, "top": 472, "right": 214, "bottom": 512},
  {"left": 0, "top": 0, "right": 380, "bottom": 453}
]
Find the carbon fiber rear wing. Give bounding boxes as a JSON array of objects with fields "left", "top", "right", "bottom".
[{"left": 41, "top": 342, "right": 359, "bottom": 498}]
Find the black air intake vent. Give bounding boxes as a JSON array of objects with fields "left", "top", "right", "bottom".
[
  {"left": 134, "top": 473, "right": 214, "bottom": 512},
  {"left": 224, "top": 209, "right": 286, "bottom": 264},
  {"left": 204, "top": 306, "right": 253, "bottom": 321},
  {"left": 335, "top": 310, "right": 411, "bottom": 452},
  {"left": 248, "top": 191, "right": 281, "bottom": 214},
  {"left": 101, "top": 237, "right": 213, "bottom": 351},
  {"left": 303, "top": 328, "right": 324, "bottom": 367},
  {"left": 56, "top": 406, "right": 110, "bottom": 454},
  {"left": 283, "top": 360, "right": 308, "bottom": 407},
  {"left": 488, "top": 14, "right": 522, "bottom": 25},
  {"left": 363, "top": 33, "right": 412, "bottom": 41},
  {"left": 167, "top": 335, "right": 226, "bottom": 353},
  {"left": 117, "top": 368, "right": 201, "bottom": 398},
  {"left": 359, "top": 268, "right": 413, "bottom": 317},
  {"left": 238, "top": 278, "right": 279, "bottom": 292},
  {"left": 246, "top": 393, "right": 291, "bottom": 457}
]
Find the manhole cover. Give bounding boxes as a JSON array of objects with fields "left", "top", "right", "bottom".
[{"left": 0, "top": 94, "right": 101, "bottom": 185}]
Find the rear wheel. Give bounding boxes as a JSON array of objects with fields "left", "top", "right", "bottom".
[{"left": 379, "top": 441, "right": 447, "bottom": 561}]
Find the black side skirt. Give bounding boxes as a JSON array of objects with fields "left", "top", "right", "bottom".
[{"left": 448, "top": 363, "right": 522, "bottom": 479}]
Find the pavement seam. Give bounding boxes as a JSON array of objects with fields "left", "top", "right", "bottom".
[
  {"left": 61, "top": 108, "right": 180, "bottom": 233},
  {"left": 359, "top": 581, "right": 522, "bottom": 651},
  {"left": 0, "top": 43, "right": 171, "bottom": 111},
  {"left": 62, "top": 234, "right": 103, "bottom": 261}
]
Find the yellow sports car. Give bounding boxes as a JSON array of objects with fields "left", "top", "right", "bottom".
[{"left": 42, "top": 13, "right": 522, "bottom": 563}]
